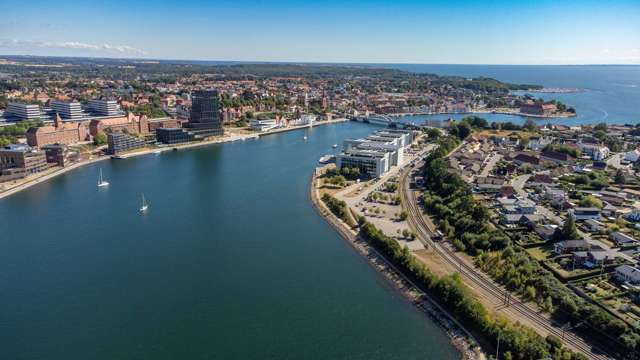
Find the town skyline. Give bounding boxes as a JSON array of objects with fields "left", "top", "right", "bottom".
[{"left": 1, "top": 0, "right": 639, "bottom": 65}]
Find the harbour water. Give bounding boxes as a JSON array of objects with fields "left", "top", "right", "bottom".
[
  {"left": 382, "top": 64, "right": 640, "bottom": 125},
  {"left": 3, "top": 65, "right": 638, "bottom": 359},
  {"left": 0, "top": 122, "right": 458, "bottom": 360}
]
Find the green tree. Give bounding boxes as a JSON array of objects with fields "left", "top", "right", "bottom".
[
  {"left": 425, "top": 127, "right": 441, "bottom": 139},
  {"left": 593, "top": 130, "right": 607, "bottom": 140},
  {"left": 523, "top": 118, "right": 537, "bottom": 132},
  {"left": 93, "top": 133, "right": 108, "bottom": 146},
  {"left": 614, "top": 169, "right": 626, "bottom": 184},
  {"left": 579, "top": 195, "right": 603, "bottom": 209},
  {"left": 553, "top": 216, "right": 580, "bottom": 241},
  {"left": 594, "top": 122, "right": 608, "bottom": 132},
  {"left": 451, "top": 122, "right": 472, "bottom": 140}
]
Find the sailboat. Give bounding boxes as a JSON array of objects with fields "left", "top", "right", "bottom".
[
  {"left": 97, "top": 169, "right": 109, "bottom": 187},
  {"left": 139, "top": 193, "right": 149, "bottom": 213}
]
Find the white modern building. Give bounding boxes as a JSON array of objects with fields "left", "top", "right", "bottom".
[
  {"left": 300, "top": 114, "right": 316, "bottom": 126},
  {"left": 87, "top": 100, "right": 122, "bottom": 116},
  {"left": 4, "top": 103, "right": 42, "bottom": 121},
  {"left": 51, "top": 100, "right": 84, "bottom": 120},
  {"left": 336, "top": 148, "right": 390, "bottom": 178},
  {"left": 249, "top": 119, "right": 278, "bottom": 132},
  {"left": 335, "top": 129, "right": 415, "bottom": 178}
]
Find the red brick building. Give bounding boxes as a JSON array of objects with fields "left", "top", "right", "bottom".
[
  {"left": 89, "top": 112, "right": 150, "bottom": 137},
  {"left": 520, "top": 102, "right": 557, "bottom": 116},
  {"left": 26, "top": 114, "right": 88, "bottom": 147}
]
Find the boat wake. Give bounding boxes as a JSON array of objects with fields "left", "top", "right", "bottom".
[{"left": 597, "top": 108, "right": 609, "bottom": 121}]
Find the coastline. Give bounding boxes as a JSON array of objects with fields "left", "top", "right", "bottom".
[
  {"left": 0, "top": 156, "right": 110, "bottom": 200},
  {"left": 0, "top": 118, "right": 349, "bottom": 201},
  {"left": 308, "top": 169, "right": 484, "bottom": 360},
  {"left": 387, "top": 109, "right": 576, "bottom": 119}
]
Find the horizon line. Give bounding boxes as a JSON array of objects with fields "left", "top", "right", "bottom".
[{"left": 1, "top": 54, "right": 639, "bottom": 67}]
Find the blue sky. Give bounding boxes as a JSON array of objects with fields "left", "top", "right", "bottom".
[{"left": 1, "top": 0, "right": 638, "bottom": 64}]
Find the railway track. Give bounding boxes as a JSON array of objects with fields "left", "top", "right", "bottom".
[{"left": 398, "top": 164, "right": 614, "bottom": 360}]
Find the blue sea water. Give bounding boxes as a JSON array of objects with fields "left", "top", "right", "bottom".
[{"left": 378, "top": 64, "right": 640, "bottom": 125}]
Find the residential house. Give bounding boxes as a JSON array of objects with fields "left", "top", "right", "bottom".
[
  {"left": 625, "top": 149, "right": 640, "bottom": 163},
  {"left": 625, "top": 208, "right": 640, "bottom": 222},
  {"left": 615, "top": 265, "right": 640, "bottom": 284},
  {"left": 610, "top": 232, "right": 639, "bottom": 247},
  {"left": 513, "top": 153, "right": 542, "bottom": 168},
  {"left": 569, "top": 207, "right": 601, "bottom": 221},
  {"left": 578, "top": 142, "right": 610, "bottom": 161},
  {"left": 554, "top": 240, "right": 591, "bottom": 255},
  {"left": 601, "top": 203, "right": 619, "bottom": 218},
  {"left": 535, "top": 224, "right": 557, "bottom": 241},
  {"left": 541, "top": 150, "right": 574, "bottom": 165},
  {"left": 544, "top": 186, "right": 568, "bottom": 209},
  {"left": 527, "top": 136, "right": 552, "bottom": 151},
  {"left": 573, "top": 250, "right": 616, "bottom": 268},
  {"left": 583, "top": 219, "right": 604, "bottom": 233}
]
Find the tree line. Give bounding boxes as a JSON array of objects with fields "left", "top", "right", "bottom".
[
  {"left": 359, "top": 221, "right": 585, "bottom": 360},
  {"left": 420, "top": 135, "right": 640, "bottom": 358}
]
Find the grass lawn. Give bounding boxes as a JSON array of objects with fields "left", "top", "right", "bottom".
[{"left": 526, "top": 245, "right": 553, "bottom": 261}]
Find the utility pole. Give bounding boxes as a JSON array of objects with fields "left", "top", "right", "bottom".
[{"left": 495, "top": 330, "right": 501, "bottom": 360}]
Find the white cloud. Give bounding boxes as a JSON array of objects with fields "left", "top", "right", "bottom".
[{"left": 0, "top": 39, "right": 146, "bottom": 55}]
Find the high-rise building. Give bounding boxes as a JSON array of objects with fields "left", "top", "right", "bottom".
[{"left": 186, "top": 90, "right": 223, "bottom": 136}]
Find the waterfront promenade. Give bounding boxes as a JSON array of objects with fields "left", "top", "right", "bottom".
[{"left": 0, "top": 118, "right": 347, "bottom": 200}]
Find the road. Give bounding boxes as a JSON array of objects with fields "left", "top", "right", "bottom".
[
  {"left": 399, "top": 157, "right": 614, "bottom": 360},
  {"left": 479, "top": 153, "right": 502, "bottom": 177}
]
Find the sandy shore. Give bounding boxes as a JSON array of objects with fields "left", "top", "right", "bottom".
[{"left": 309, "top": 169, "right": 485, "bottom": 360}]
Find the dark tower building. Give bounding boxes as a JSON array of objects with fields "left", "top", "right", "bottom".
[{"left": 187, "top": 90, "right": 224, "bottom": 136}]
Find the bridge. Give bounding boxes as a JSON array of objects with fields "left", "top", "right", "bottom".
[{"left": 351, "top": 114, "right": 426, "bottom": 129}]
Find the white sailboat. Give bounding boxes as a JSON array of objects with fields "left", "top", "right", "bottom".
[
  {"left": 97, "top": 169, "right": 109, "bottom": 187},
  {"left": 139, "top": 193, "right": 149, "bottom": 213}
]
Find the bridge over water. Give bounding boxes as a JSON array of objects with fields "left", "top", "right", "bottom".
[{"left": 351, "top": 114, "right": 428, "bottom": 130}]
